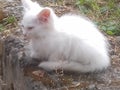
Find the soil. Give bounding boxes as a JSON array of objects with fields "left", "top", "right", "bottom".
[{"left": 0, "top": 0, "right": 120, "bottom": 90}]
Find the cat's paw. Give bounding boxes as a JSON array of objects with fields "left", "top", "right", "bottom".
[
  {"left": 39, "top": 62, "right": 53, "bottom": 71},
  {"left": 39, "top": 61, "right": 61, "bottom": 71}
]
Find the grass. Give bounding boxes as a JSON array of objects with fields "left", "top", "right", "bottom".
[
  {"left": 0, "top": 24, "right": 4, "bottom": 32},
  {"left": 0, "top": 0, "right": 119, "bottom": 36},
  {"left": 76, "top": 0, "right": 120, "bottom": 35},
  {"left": 0, "top": 15, "right": 17, "bottom": 32},
  {"left": 5, "top": 15, "right": 17, "bottom": 25}
]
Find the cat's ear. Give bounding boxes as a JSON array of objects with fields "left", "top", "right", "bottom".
[
  {"left": 21, "top": 0, "right": 40, "bottom": 12},
  {"left": 22, "top": 0, "right": 32, "bottom": 11},
  {"left": 37, "top": 8, "right": 51, "bottom": 23}
]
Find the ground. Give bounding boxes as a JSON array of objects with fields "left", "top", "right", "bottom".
[{"left": 0, "top": 0, "right": 120, "bottom": 90}]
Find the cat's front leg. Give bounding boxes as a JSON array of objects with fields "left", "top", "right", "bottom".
[
  {"left": 39, "top": 60, "right": 95, "bottom": 72},
  {"left": 39, "top": 61, "right": 63, "bottom": 71}
]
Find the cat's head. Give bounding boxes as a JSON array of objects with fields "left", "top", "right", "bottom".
[{"left": 21, "top": 0, "right": 56, "bottom": 39}]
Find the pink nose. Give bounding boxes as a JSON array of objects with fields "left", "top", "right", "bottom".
[
  {"left": 23, "top": 34, "right": 28, "bottom": 40},
  {"left": 24, "top": 34, "right": 27, "bottom": 37}
]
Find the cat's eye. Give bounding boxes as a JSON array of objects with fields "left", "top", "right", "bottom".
[{"left": 27, "top": 27, "right": 34, "bottom": 30}]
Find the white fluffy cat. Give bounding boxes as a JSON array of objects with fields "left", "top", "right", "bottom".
[{"left": 21, "top": 0, "right": 110, "bottom": 72}]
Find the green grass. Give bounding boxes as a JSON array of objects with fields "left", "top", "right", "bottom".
[
  {"left": 76, "top": 0, "right": 120, "bottom": 35},
  {"left": 0, "top": 15, "right": 17, "bottom": 32},
  {"left": 5, "top": 15, "right": 17, "bottom": 24},
  {"left": 0, "top": 24, "right": 4, "bottom": 32}
]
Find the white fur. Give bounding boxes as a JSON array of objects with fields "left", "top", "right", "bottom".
[{"left": 21, "top": 0, "right": 110, "bottom": 72}]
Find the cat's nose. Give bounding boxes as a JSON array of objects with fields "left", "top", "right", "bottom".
[
  {"left": 23, "top": 34, "right": 28, "bottom": 40},
  {"left": 24, "top": 34, "right": 27, "bottom": 37}
]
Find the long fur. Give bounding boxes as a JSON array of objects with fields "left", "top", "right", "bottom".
[{"left": 21, "top": 0, "right": 110, "bottom": 72}]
